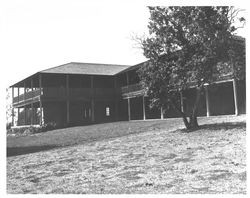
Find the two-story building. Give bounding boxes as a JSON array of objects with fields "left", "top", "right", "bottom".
[{"left": 10, "top": 38, "right": 245, "bottom": 128}]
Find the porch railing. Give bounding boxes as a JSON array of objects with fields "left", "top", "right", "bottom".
[
  {"left": 121, "top": 83, "right": 144, "bottom": 95},
  {"left": 13, "top": 87, "right": 117, "bottom": 104},
  {"left": 13, "top": 89, "right": 41, "bottom": 104}
]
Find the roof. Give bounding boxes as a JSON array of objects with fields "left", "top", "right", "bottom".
[
  {"left": 117, "top": 61, "right": 147, "bottom": 75},
  {"left": 40, "top": 62, "right": 131, "bottom": 76},
  {"left": 10, "top": 62, "right": 132, "bottom": 87}
]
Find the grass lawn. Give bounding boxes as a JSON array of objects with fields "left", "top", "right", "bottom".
[{"left": 7, "top": 115, "right": 246, "bottom": 193}]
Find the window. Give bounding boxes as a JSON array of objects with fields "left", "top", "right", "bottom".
[
  {"left": 83, "top": 108, "right": 87, "bottom": 118},
  {"left": 106, "top": 107, "right": 110, "bottom": 116}
]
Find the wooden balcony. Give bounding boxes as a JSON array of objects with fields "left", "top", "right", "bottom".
[
  {"left": 121, "top": 83, "right": 145, "bottom": 98},
  {"left": 13, "top": 89, "right": 41, "bottom": 107},
  {"left": 13, "top": 87, "right": 117, "bottom": 107}
]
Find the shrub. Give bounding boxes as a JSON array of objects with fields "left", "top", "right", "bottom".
[
  {"left": 7, "top": 122, "right": 58, "bottom": 136},
  {"left": 40, "top": 122, "right": 57, "bottom": 132}
]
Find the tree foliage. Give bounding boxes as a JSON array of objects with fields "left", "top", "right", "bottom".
[{"left": 138, "top": 6, "right": 245, "bottom": 129}]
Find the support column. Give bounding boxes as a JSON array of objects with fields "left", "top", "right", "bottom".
[
  {"left": 127, "top": 98, "right": 131, "bottom": 121},
  {"left": 66, "top": 74, "right": 70, "bottom": 124},
  {"left": 67, "top": 101, "right": 70, "bottom": 124},
  {"left": 91, "top": 99, "right": 95, "bottom": 122},
  {"left": 114, "top": 76, "right": 119, "bottom": 121},
  {"left": 39, "top": 74, "right": 44, "bottom": 125},
  {"left": 160, "top": 107, "right": 164, "bottom": 120},
  {"left": 180, "top": 91, "right": 184, "bottom": 112},
  {"left": 90, "top": 76, "right": 95, "bottom": 122},
  {"left": 205, "top": 85, "right": 210, "bottom": 117},
  {"left": 24, "top": 106, "right": 27, "bottom": 125},
  {"left": 31, "top": 78, "right": 34, "bottom": 125},
  {"left": 31, "top": 104, "right": 34, "bottom": 125},
  {"left": 233, "top": 79, "right": 239, "bottom": 116},
  {"left": 11, "top": 87, "right": 14, "bottom": 126},
  {"left": 39, "top": 101, "right": 44, "bottom": 125},
  {"left": 126, "top": 72, "right": 130, "bottom": 121},
  {"left": 17, "top": 87, "right": 20, "bottom": 103},
  {"left": 24, "top": 81, "right": 26, "bottom": 125},
  {"left": 17, "top": 108, "right": 20, "bottom": 126},
  {"left": 142, "top": 96, "right": 146, "bottom": 120}
]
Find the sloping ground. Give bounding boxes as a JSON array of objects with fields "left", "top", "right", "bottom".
[
  {"left": 7, "top": 115, "right": 246, "bottom": 194},
  {"left": 7, "top": 119, "right": 183, "bottom": 156}
]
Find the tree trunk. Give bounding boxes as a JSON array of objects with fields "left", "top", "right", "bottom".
[
  {"left": 169, "top": 86, "right": 203, "bottom": 130},
  {"left": 188, "top": 86, "right": 203, "bottom": 129},
  {"left": 169, "top": 98, "right": 190, "bottom": 129}
]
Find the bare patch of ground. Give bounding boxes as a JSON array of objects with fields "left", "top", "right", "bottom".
[{"left": 7, "top": 115, "right": 246, "bottom": 194}]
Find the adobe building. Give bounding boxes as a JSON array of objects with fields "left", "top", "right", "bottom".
[{"left": 10, "top": 39, "right": 245, "bottom": 128}]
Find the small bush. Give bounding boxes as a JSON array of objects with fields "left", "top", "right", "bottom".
[
  {"left": 40, "top": 122, "right": 57, "bottom": 132},
  {"left": 7, "top": 122, "right": 58, "bottom": 137}
]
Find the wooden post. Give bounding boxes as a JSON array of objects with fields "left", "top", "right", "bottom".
[
  {"left": 205, "top": 85, "right": 210, "bottom": 117},
  {"left": 17, "top": 87, "right": 20, "bottom": 103},
  {"left": 12, "top": 87, "right": 14, "bottom": 126},
  {"left": 90, "top": 76, "right": 95, "bottom": 122},
  {"left": 66, "top": 74, "right": 70, "bottom": 124},
  {"left": 17, "top": 85, "right": 20, "bottom": 125},
  {"left": 39, "top": 100, "right": 43, "bottom": 125},
  {"left": 160, "top": 107, "right": 164, "bottom": 120},
  {"left": 91, "top": 99, "right": 95, "bottom": 122},
  {"left": 39, "top": 74, "right": 43, "bottom": 125},
  {"left": 127, "top": 98, "right": 131, "bottom": 121},
  {"left": 232, "top": 79, "right": 239, "bottom": 116},
  {"left": 142, "top": 96, "right": 146, "bottom": 120},
  {"left": 24, "top": 81, "right": 26, "bottom": 125},
  {"left": 126, "top": 73, "right": 130, "bottom": 121},
  {"left": 31, "top": 78, "right": 34, "bottom": 125},
  {"left": 17, "top": 108, "right": 20, "bottom": 126},
  {"left": 114, "top": 76, "right": 119, "bottom": 121},
  {"left": 180, "top": 91, "right": 184, "bottom": 112},
  {"left": 24, "top": 106, "right": 27, "bottom": 125},
  {"left": 24, "top": 81, "right": 26, "bottom": 101}
]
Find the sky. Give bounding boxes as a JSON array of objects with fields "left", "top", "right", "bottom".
[
  {"left": 0, "top": 0, "right": 247, "bottom": 87},
  {"left": 1, "top": 0, "right": 150, "bottom": 87}
]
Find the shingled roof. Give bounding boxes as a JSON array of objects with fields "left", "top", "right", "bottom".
[{"left": 40, "top": 62, "right": 131, "bottom": 76}]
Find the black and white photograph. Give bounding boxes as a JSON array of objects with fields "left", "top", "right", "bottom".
[{"left": 2, "top": 0, "right": 247, "bottom": 195}]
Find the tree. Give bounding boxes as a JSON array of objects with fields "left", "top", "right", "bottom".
[
  {"left": 137, "top": 6, "right": 245, "bottom": 130},
  {"left": 6, "top": 88, "right": 14, "bottom": 129}
]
